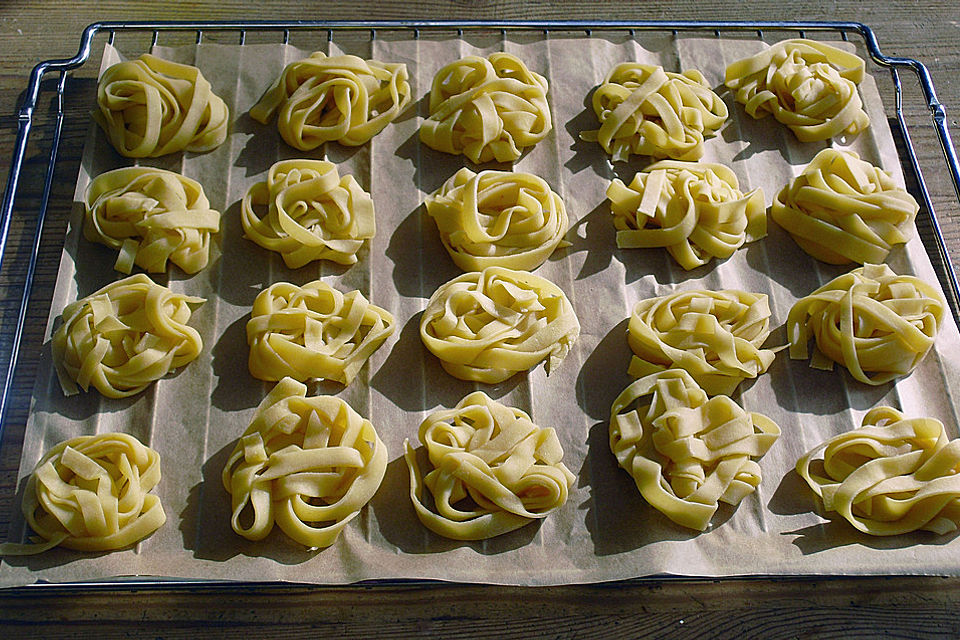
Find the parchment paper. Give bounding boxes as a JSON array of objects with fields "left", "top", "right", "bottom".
[{"left": 3, "top": 30, "right": 960, "bottom": 588}]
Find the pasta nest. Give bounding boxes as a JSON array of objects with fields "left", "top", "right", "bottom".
[
  {"left": 609, "top": 369, "right": 780, "bottom": 531},
  {"left": 581, "top": 63, "right": 728, "bottom": 163},
  {"left": 221, "top": 377, "right": 387, "bottom": 548},
  {"left": 241, "top": 159, "right": 375, "bottom": 268},
  {"left": 420, "top": 266, "right": 580, "bottom": 384},
  {"left": 84, "top": 167, "right": 221, "bottom": 275},
  {"left": 797, "top": 406, "right": 960, "bottom": 536},
  {"left": 607, "top": 160, "right": 765, "bottom": 270},
  {"left": 247, "top": 280, "right": 396, "bottom": 386},
  {"left": 419, "top": 52, "right": 553, "bottom": 163},
  {"left": 403, "top": 391, "right": 576, "bottom": 540},
  {"left": 250, "top": 51, "right": 411, "bottom": 150},
  {"left": 787, "top": 263, "right": 945, "bottom": 385},
  {"left": 0, "top": 433, "right": 165, "bottom": 555},
  {"left": 51, "top": 274, "right": 205, "bottom": 399},
  {"left": 627, "top": 289, "right": 780, "bottom": 396},
  {"left": 771, "top": 148, "right": 918, "bottom": 265},
  {"left": 724, "top": 38, "right": 870, "bottom": 142},
  {"left": 425, "top": 168, "right": 569, "bottom": 271},
  {"left": 94, "top": 54, "right": 228, "bottom": 158}
]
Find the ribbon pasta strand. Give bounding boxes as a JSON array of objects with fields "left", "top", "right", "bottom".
[
  {"left": 607, "top": 160, "right": 765, "bottom": 270},
  {"left": 404, "top": 391, "right": 576, "bottom": 540},
  {"left": 797, "top": 407, "right": 960, "bottom": 535},
  {"left": 94, "top": 54, "right": 228, "bottom": 158},
  {"left": 221, "top": 377, "right": 387, "bottom": 548},
  {"left": 420, "top": 266, "right": 580, "bottom": 384},
  {"left": 425, "top": 168, "right": 569, "bottom": 272},
  {"left": 609, "top": 369, "right": 780, "bottom": 531},
  {"left": 51, "top": 274, "right": 205, "bottom": 398}
]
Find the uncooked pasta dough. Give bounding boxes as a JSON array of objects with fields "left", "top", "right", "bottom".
[
  {"left": 787, "top": 263, "right": 945, "bottom": 385},
  {"left": 51, "top": 274, "right": 205, "bottom": 398},
  {"left": 0, "top": 433, "right": 165, "bottom": 555},
  {"left": 241, "top": 159, "right": 375, "bottom": 267},
  {"left": 796, "top": 406, "right": 960, "bottom": 535},
  {"left": 627, "top": 289, "right": 779, "bottom": 396},
  {"left": 419, "top": 52, "right": 552, "bottom": 163},
  {"left": 581, "top": 63, "right": 727, "bottom": 162},
  {"left": 771, "top": 148, "right": 918, "bottom": 264},
  {"left": 403, "top": 391, "right": 576, "bottom": 540},
  {"left": 247, "top": 280, "right": 395, "bottom": 385},
  {"left": 95, "top": 53, "right": 228, "bottom": 157},
  {"left": 724, "top": 39, "right": 870, "bottom": 142},
  {"left": 609, "top": 369, "right": 780, "bottom": 531},
  {"left": 607, "top": 160, "right": 765, "bottom": 270},
  {"left": 221, "top": 377, "right": 387, "bottom": 548},
  {"left": 84, "top": 167, "right": 221, "bottom": 274},
  {"left": 250, "top": 51, "right": 411, "bottom": 150},
  {"left": 425, "top": 168, "right": 569, "bottom": 271},
  {"left": 420, "top": 266, "right": 580, "bottom": 383}
]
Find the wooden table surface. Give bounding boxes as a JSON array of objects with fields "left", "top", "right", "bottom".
[{"left": 2, "top": 1, "right": 960, "bottom": 637}]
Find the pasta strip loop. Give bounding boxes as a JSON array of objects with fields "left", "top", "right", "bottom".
[
  {"left": 404, "top": 391, "right": 575, "bottom": 540},
  {"left": 221, "top": 377, "right": 387, "bottom": 549},
  {"left": 607, "top": 160, "right": 765, "bottom": 270},
  {"left": 797, "top": 407, "right": 960, "bottom": 535},
  {"left": 609, "top": 369, "right": 780, "bottom": 531},
  {"left": 425, "top": 168, "right": 569, "bottom": 271}
]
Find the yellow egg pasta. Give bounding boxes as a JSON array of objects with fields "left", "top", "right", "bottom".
[
  {"left": 403, "top": 391, "right": 575, "bottom": 540},
  {"left": 797, "top": 406, "right": 960, "bottom": 536},
  {"left": 419, "top": 52, "right": 552, "bottom": 163},
  {"left": 627, "top": 289, "right": 780, "bottom": 396},
  {"left": 420, "top": 266, "right": 580, "bottom": 384},
  {"left": 607, "top": 160, "right": 765, "bottom": 270},
  {"left": 250, "top": 51, "right": 411, "bottom": 150},
  {"left": 581, "top": 63, "right": 727, "bottom": 162},
  {"left": 609, "top": 369, "right": 780, "bottom": 531},
  {"left": 0, "top": 433, "right": 165, "bottom": 555},
  {"left": 724, "top": 39, "right": 870, "bottom": 142},
  {"left": 241, "top": 159, "right": 375, "bottom": 268},
  {"left": 771, "top": 148, "right": 918, "bottom": 264},
  {"left": 51, "top": 274, "right": 205, "bottom": 399},
  {"left": 247, "top": 280, "right": 395, "bottom": 385},
  {"left": 787, "top": 263, "right": 945, "bottom": 385},
  {"left": 425, "top": 168, "right": 569, "bottom": 271},
  {"left": 94, "top": 54, "right": 228, "bottom": 158},
  {"left": 221, "top": 377, "right": 387, "bottom": 548},
  {"left": 84, "top": 167, "right": 221, "bottom": 275}
]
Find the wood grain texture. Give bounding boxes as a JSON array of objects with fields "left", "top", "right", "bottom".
[{"left": 1, "top": 2, "right": 960, "bottom": 637}]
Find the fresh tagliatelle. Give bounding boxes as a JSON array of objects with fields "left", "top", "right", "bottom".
[
  {"left": 241, "top": 159, "right": 375, "bottom": 268},
  {"left": 724, "top": 39, "right": 870, "bottom": 142},
  {"left": 420, "top": 267, "right": 580, "bottom": 384},
  {"left": 84, "top": 167, "right": 221, "bottom": 274},
  {"left": 51, "top": 274, "right": 205, "bottom": 398},
  {"left": 250, "top": 51, "right": 411, "bottom": 150},
  {"left": 787, "top": 263, "right": 945, "bottom": 385},
  {"left": 581, "top": 63, "right": 728, "bottom": 162},
  {"left": 796, "top": 406, "right": 960, "bottom": 535},
  {"left": 403, "top": 391, "right": 576, "bottom": 540},
  {"left": 771, "top": 148, "right": 919, "bottom": 265},
  {"left": 247, "top": 280, "right": 395, "bottom": 385},
  {"left": 627, "top": 289, "right": 780, "bottom": 396},
  {"left": 221, "top": 377, "right": 387, "bottom": 548},
  {"left": 0, "top": 433, "right": 165, "bottom": 555},
  {"left": 425, "top": 168, "right": 569, "bottom": 271},
  {"left": 609, "top": 369, "right": 780, "bottom": 531},
  {"left": 94, "top": 54, "right": 228, "bottom": 158},
  {"left": 607, "top": 160, "right": 766, "bottom": 270},
  {"left": 419, "top": 52, "right": 552, "bottom": 163}
]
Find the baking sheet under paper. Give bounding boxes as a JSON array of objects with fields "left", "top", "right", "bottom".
[{"left": 3, "top": 31, "right": 960, "bottom": 588}]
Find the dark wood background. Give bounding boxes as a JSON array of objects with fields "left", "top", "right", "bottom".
[{"left": 1, "top": 2, "right": 959, "bottom": 637}]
